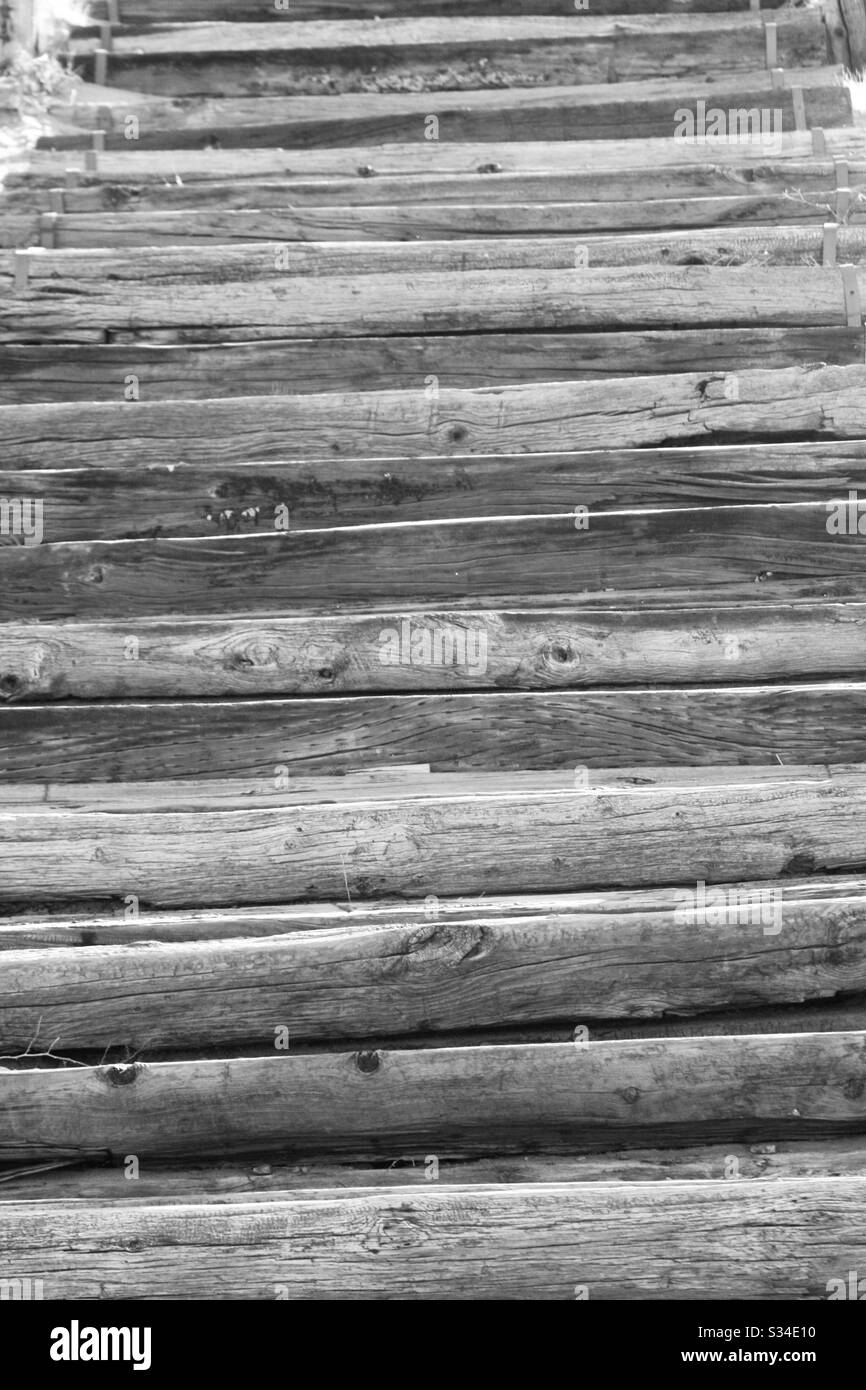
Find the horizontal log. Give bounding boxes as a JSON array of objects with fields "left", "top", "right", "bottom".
[
  {"left": 2, "top": 598, "right": 865, "bottom": 700},
  {"left": 9, "top": 162, "right": 860, "bottom": 221},
  {"left": 2, "top": 876, "right": 859, "bottom": 949},
  {"left": 2, "top": 684, "right": 866, "bottom": 782},
  {"left": 5, "top": 1140, "right": 866, "bottom": 1208},
  {"left": 31, "top": 72, "right": 852, "bottom": 153},
  {"left": 3, "top": 327, "right": 861, "bottom": 403},
  {"left": 0, "top": 763, "right": 850, "bottom": 810},
  {"left": 2, "top": 878, "right": 866, "bottom": 1048},
  {"left": 5, "top": 365, "right": 866, "bottom": 468},
  {"left": 10, "top": 224, "right": 866, "bottom": 289},
  {"left": 67, "top": 16, "right": 828, "bottom": 98},
  {"left": 2, "top": 1176, "right": 865, "bottom": 1298},
  {"left": 25, "top": 134, "right": 865, "bottom": 181},
  {"left": 6, "top": 439, "right": 866, "bottom": 534},
  {"left": 2, "top": 504, "right": 864, "bottom": 620},
  {"left": 1, "top": 765, "right": 866, "bottom": 905},
  {"left": 3, "top": 1033, "right": 866, "bottom": 1160},
  {"left": 15, "top": 193, "right": 862, "bottom": 250},
  {"left": 8, "top": 265, "right": 865, "bottom": 342},
  {"left": 83, "top": 0, "right": 792, "bottom": 21}
]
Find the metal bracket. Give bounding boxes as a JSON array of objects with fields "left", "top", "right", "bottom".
[{"left": 841, "top": 265, "right": 862, "bottom": 328}]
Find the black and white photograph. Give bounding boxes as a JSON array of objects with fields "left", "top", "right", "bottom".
[{"left": 2, "top": 0, "right": 866, "bottom": 1348}]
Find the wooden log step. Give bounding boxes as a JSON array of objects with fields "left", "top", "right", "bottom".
[
  {"left": 8, "top": 155, "right": 861, "bottom": 219},
  {"left": 4, "top": 366, "right": 866, "bottom": 467},
  {"left": 3, "top": 327, "right": 862, "bottom": 403},
  {"left": 14, "top": 193, "right": 866, "bottom": 251},
  {"left": 2, "top": 876, "right": 866, "bottom": 1049},
  {"left": 34, "top": 72, "right": 853, "bottom": 151},
  {"left": 28, "top": 131, "right": 864, "bottom": 177},
  {"left": 1, "top": 765, "right": 866, "bottom": 905},
  {"left": 2, "top": 504, "right": 865, "bottom": 620},
  {"left": 2, "top": 1033, "right": 866, "bottom": 1160},
  {"left": 12, "top": 223, "right": 866, "bottom": 293},
  {"left": 6, "top": 265, "right": 865, "bottom": 343},
  {"left": 3, "top": 598, "right": 864, "bottom": 702},
  {"left": 83, "top": 0, "right": 793, "bottom": 22},
  {"left": 66, "top": 16, "right": 830, "bottom": 98},
  {"left": 3, "top": 684, "right": 866, "bottom": 783},
  {"left": 2, "top": 877, "right": 860, "bottom": 950},
  {"left": 6, "top": 438, "right": 866, "bottom": 535}
]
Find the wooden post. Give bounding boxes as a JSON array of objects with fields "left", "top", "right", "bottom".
[{"left": 839, "top": 0, "right": 866, "bottom": 71}]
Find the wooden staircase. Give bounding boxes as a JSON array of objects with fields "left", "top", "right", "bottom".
[{"left": 2, "top": 0, "right": 866, "bottom": 1300}]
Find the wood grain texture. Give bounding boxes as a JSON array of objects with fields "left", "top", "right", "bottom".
[
  {"left": 67, "top": 15, "right": 829, "bottom": 98},
  {"left": 2, "top": 599, "right": 865, "bottom": 700},
  {"left": 84, "top": 0, "right": 792, "bottom": 20},
  {"left": 3, "top": 1033, "right": 866, "bottom": 1161},
  {"left": 3, "top": 327, "right": 860, "bottom": 403},
  {"left": 1, "top": 504, "right": 864, "bottom": 620},
  {"left": 2, "top": 883, "right": 865, "bottom": 1048},
  {"left": 4, "top": 439, "right": 866, "bottom": 534},
  {"left": 1, "top": 876, "right": 858, "bottom": 949},
  {"left": 1, "top": 766, "right": 866, "bottom": 905},
  {"left": 2, "top": 684, "right": 866, "bottom": 782},
  {"left": 5, "top": 265, "right": 863, "bottom": 342},
  {"left": 11, "top": 223, "right": 866, "bottom": 288},
  {"left": 27, "top": 73, "right": 852, "bottom": 153},
  {"left": 1, "top": 1176, "right": 865, "bottom": 1298},
  {"left": 6, "top": 366, "right": 866, "bottom": 467}
]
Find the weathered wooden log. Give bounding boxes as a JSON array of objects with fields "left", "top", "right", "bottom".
[
  {"left": 1, "top": 878, "right": 865, "bottom": 1048},
  {"left": 67, "top": 15, "right": 829, "bottom": 98},
  {"left": 6, "top": 439, "right": 866, "bottom": 537},
  {"left": 2, "top": 597, "right": 865, "bottom": 700},
  {"left": 2, "top": 1033, "right": 866, "bottom": 1161},
  {"left": 1, "top": 1176, "right": 865, "bottom": 1298},
  {"left": 1, "top": 876, "right": 859, "bottom": 948},
  {"left": 3, "top": 328, "right": 861, "bottom": 403},
  {"left": 8, "top": 264, "right": 866, "bottom": 342},
  {"left": 4, "top": 366, "right": 866, "bottom": 467},
  {"left": 1, "top": 765, "right": 865, "bottom": 905},
  {"left": 30, "top": 71, "right": 853, "bottom": 152},
  {"left": 83, "top": 0, "right": 792, "bottom": 21},
  {"left": 2, "top": 684, "right": 866, "bottom": 783},
  {"left": 2, "top": 502, "right": 865, "bottom": 621}
]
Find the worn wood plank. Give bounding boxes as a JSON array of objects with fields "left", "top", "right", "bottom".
[
  {"left": 2, "top": 684, "right": 866, "bottom": 783},
  {"left": 3, "top": 327, "right": 861, "bottom": 403},
  {"left": 2, "top": 879, "right": 865, "bottom": 1048},
  {"left": 2, "top": 1176, "right": 865, "bottom": 1299},
  {"left": 2, "top": 504, "right": 865, "bottom": 620},
  {"left": 7, "top": 439, "right": 866, "bottom": 533},
  {"left": 2, "top": 1033, "right": 866, "bottom": 1160},
  {"left": 1, "top": 766, "right": 866, "bottom": 905},
  {"left": 15, "top": 194, "right": 862, "bottom": 250},
  {"left": 4, "top": 366, "right": 866, "bottom": 467},
  {"left": 2, "top": 599, "right": 865, "bottom": 701},
  {"left": 67, "top": 15, "right": 829, "bottom": 98},
  {"left": 12, "top": 224, "right": 866, "bottom": 287},
  {"left": 8, "top": 265, "right": 865, "bottom": 342},
  {"left": 1, "top": 876, "right": 859, "bottom": 949},
  {"left": 84, "top": 0, "right": 793, "bottom": 21},
  {"left": 32, "top": 72, "right": 853, "bottom": 152},
  {"left": 5, "top": 1141, "right": 866, "bottom": 1207}
]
